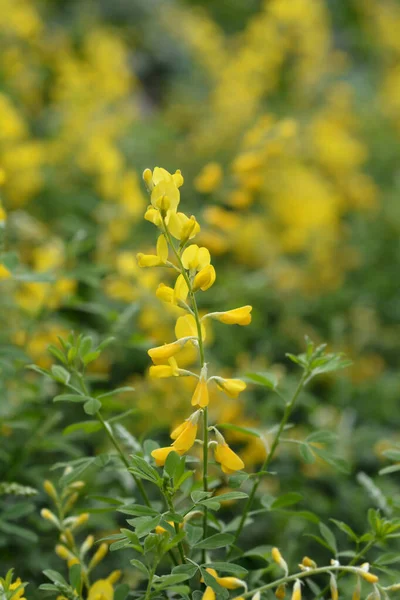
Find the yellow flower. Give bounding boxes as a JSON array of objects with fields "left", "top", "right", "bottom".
[
  {"left": 144, "top": 205, "right": 162, "bottom": 227},
  {"left": 194, "top": 162, "right": 223, "bottom": 193},
  {"left": 202, "top": 588, "right": 216, "bottom": 600},
  {"left": 193, "top": 265, "right": 216, "bottom": 292},
  {"left": 170, "top": 414, "right": 198, "bottom": 453},
  {"left": 89, "top": 543, "right": 108, "bottom": 569},
  {"left": 88, "top": 579, "right": 114, "bottom": 600},
  {"left": 149, "top": 357, "right": 180, "bottom": 378},
  {"left": 146, "top": 166, "right": 182, "bottom": 212},
  {"left": 203, "top": 569, "right": 245, "bottom": 591},
  {"left": 192, "top": 377, "right": 209, "bottom": 408},
  {"left": 151, "top": 446, "right": 180, "bottom": 467},
  {"left": 181, "top": 244, "right": 211, "bottom": 271},
  {"left": 215, "top": 377, "right": 246, "bottom": 398},
  {"left": 214, "top": 439, "right": 245, "bottom": 474},
  {"left": 156, "top": 274, "right": 189, "bottom": 306},
  {"left": 10, "top": 578, "right": 26, "bottom": 600},
  {"left": 137, "top": 234, "right": 168, "bottom": 267},
  {"left": 175, "top": 314, "right": 206, "bottom": 341},
  {"left": 0, "top": 263, "right": 11, "bottom": 279},
  {"left": 291, "top": 580, "right": 302, "bottom": 600},
  {"left": 208, "top": 305, "right": 252, "bottom": 325},
  {"left": 148, "top": 340, "right": 187, "bottom": 364},
  {"left": 168, "top": 212, "right": 200, "bottom": 242}
]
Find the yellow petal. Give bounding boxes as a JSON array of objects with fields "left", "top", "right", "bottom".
[
  {"left": 136, "top": 253, "right": 161, "bottom": 268},
  {"left": 213, "top": 305, "right": 252, "bottom": 325},
  {"left": 215, "top": 378, "right": 246, "bottom": 398},
  {"left": 174, "top": 274, "right": 189, "bottom": 304},
  {"left": 202, "top": 588, "right": 216, "bottom": 600},
  {"left": 192, "top": 379, "right": 209, "bottom": 407},
  {"left": 193, "top": 265, "right": 216, "bottom": 292},
  {"left": 214, "top": 443, "right": 244, "bottom": 473},
  {"left": 88, "top": 580, "right": 114, "bottom": 600},
  {"left": 172, "top": 421, "right": 197, "bottom": 453},
  {"left": 175, "top": 314, "right": 205, "bottom": 340},
  {"left": 148, "top": 340, "right": 183, "bottom": 364},
  {"left": 151, "top": 447, "right": 179, "bottom": 467},
  {"left": 156, "top": 283, "right": 174, "bottom": 303},
  {"left": 156, "top": 234, "right": 168, "bottom": 263}
]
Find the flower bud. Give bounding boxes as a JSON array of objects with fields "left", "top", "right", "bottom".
[
  {"left": 276, "top": 584, "right": 286, "bottom": 599},
  {"left": 43, "top": 480, "right": 58, "bottom": 501},
  {"left": 89, "top": 542, "right": 108, "bottom": 570},
  {"left": 81, "top": 535, "right": 94, "bottom": 556},
  {"left": 41, "top": 508, "right": 59, "bottom": 527},
  {"left": 330, "top": 573, "right": 338, "bottom": 600},
  {"left": 143, "top": 168, "right": 154, "bottom": 191},
  {"left": 272, "top": 547, "right": 289, "bottom": 575},
  {"left": 301, "top": 556, "right": 317, "bottom": 569},
  {"left": 70, "top": 513, "right": 89, "bottom": 530},
  {"left": 291, "top": 580, "right": 302, "bottom": 600},
  {"left": 55, "top": 544, "right": 75, "bottom": 561}
]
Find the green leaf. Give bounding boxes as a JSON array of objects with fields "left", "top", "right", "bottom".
[
  {"left": 83, "top": 397, "right": 102, "bottom": 415},
  {"left": 69, "top": 564, "right": 81, "bottom": 591},
  {"left": 299, "top": 443, "right": 315, "bottom": 464},
  {"left": 134, "top": 515, "right": 161, "bottom": 537},
  {"left": 217, "top": 423, "right": 260, "bottom": 438},
  {"left": 272, "top": 492, "right": 303, "bottom": 509},
  {"left": 51, "top": 365, "right": 70, "bottom": 384},
  {"left": 244, "top": 371, "right": 278, "bottom": 389},
  {"left": 43, "top": 570, "right": 68, "bottom": 585},
  {"left": 114, "top": 584, "right": 130, "bottom": 600},
  {"left": 0, "top": 521, "right": 38, "bottom": 542},
  {"left": 97, "top": 386, "right": 135, "bottom": 400},
  {"left": 155, "top": 574, "right": 194, "bottom": 589},
  {"left": 194, "top": 533, "right": 235, "bottom": 550},
  {"left": 130, "top": 559, "right": 149, "bottom": 577},
  {"left": 319, "top": 522, "right": 337, "bottom": 554},
  {"left": 119, "top": 504, "right": 159, "bottom": 517},
  {"left": 313, "top": 448, "right": 350, "bottom": 474},
  {"left": 172, "top": 564, "right": 198, "bottom": 578},
  {"left": 306, "top": 430, "right": 338, "bottom": 444},
  {"left": 54, "top": 394, "right": 88, "bottom": 403},
  {"left": 82, "top": 350, "right": 101, "bottom": 365},
  {"left": 330, "top": 519, "right": 359, "bottom": 542},
  {"left": 164, "top": 450, "right": 182, "bottom": 479},
  {"left": 48, "top": 345, "right": 68, "bottom": 365},
  {"left": 200, "top": 568, "right": 229, "bottom": 600},
  {"left": 129, "top": 456, "right": 161, "bottom": 484},
  {"left": 191, "top": 490, "right": 213, "bottom": 503},
  {"left": 203, "top": 562, "right": 248, "bottom": 577},
  {"left": 203, "top": 491, "right": 248, "bottom": 503},
  {"left": 382, "top": 449, "right": 400, "bottom": 461},
  {"left": 379, "top": 464, "right": 400, "bottom": 475},
  {"left": 63, "top": 421, "right": 102, "bottom": 435}
]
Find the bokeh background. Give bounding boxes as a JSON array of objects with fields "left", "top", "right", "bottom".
[{"left": 1, "top": 0, "right": 400, "bottom": 593}]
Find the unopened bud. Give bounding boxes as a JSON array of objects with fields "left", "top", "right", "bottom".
[
  {"left": 44, "top": 480, "right": 58, "bottom": 501},
  {"left": 276, "top": 584, "right": 286, "bottom": 599},
  {"left": 361, "top": 572, "right": 379, "bottom": 584},
  {"left": 64, "top": 492, "right": 79, "bottom": 514},
  {"left": 67, "top": 558, "right": 80, "bottom": 568},
  {"left": 68, "top": 481, "right": 85, "bottom": 490},
  {"left": 55, "top": 544, "right": 75, "bottom": 561},
  {"left": 301, "top": 556, "right": 317, "bottom": 569},
  {"left": 352, "top": 577, "right": 361, "bottom": 600},
  {"left": 70, "top": 513, "right": 89, "bottom": 530},
  {"left": 291, "top": 580, "right": 302, "bottom": 600},
  {"left": 107, "top": 571, "right": 122, "bottom": 585},
  {"left": 272, "top": 547, "right": 289, "bottom": 575},
  {"left": 41, "top": 508, "right": 59, "bottom": 528},
  {"left": 143, "top": 168, "right": 154, "bottom": 191},
  {"left": 88, "top": 542, "right": 108, "bottom": 570},
  {"left": 81, "top": 535, "right": 95, "bottom": 556},
  {"left": 330, "top": 573, "right": 338, "bottom": 600}
]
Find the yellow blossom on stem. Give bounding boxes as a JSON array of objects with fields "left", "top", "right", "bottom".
[
  {"left": 148, "top": 339, "right": 189, "bottom": 364},
  {"left": 168, "top": 212, "right": 200, "bottom": 242},
  {"left": 88, "top": 579, "right": 114, "bottom": 600},
  {"left": 149, "top": 357, "right": 180, "bottom": 378},
  {"left": 175, "top": 314, "right": 206, "bottom": 341},
  {"left": 272, "top": 547, "right": 288, "bottom": 574},
  {"left": 291, "top": 580, "right": 302, "bottom": 600},
  {"left": 207, "top": 305, "right": 252, "bottom": 326},
  {"left": 151, "top": 446, "right": 180, "bottom": 466},
  {"left": 214, "top": 431, "right": 245, "bottom": 474},
  {"left": 192, "top": 374, "right": 209, "bottom": 408},
  {"left": 9, "top": 578, "right": 26, "bottom": 600},
  {"left": 193, "top": 265, "right": 216, "bottom": 292},
  {"left": 137, "top": 234, "right": 168, "bottom": 267},
  {"left": 214, "top": 377, "right": 246, "bottom": 397},
  {"left": 202, "top": 588, "right": 216, "bottom": 600},
  {"left": 89, "top": 542, "right": 108, "bottom": 570},
  {"left": 156, "top": 274, "right": 189, "bottom": 306},
  {"left": 181, "top": 244, "right": 211, "bottom": 271},
  {"left": 170, "top": 413, "right": 199, "bottom": 453}
]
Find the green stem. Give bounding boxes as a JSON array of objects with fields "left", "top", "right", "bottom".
[
  {"left": 144, "top": 564, "right": 156, "bottom": 600},
  {"left": 239, "top": 564, "right": 372, "bottom": 599},
  {"left": 313, "top": 539, "right": 375, "bottom": 600},
  {"left": 166, "top": 493, "right": 186, "bottom": 564},
  {"left": 162, "top": 219, "right": 209, "bottom": 557},
  {"left": 228, "top": 372, "right": 308, "bottom": 556},
  {"left": 76, "top": 371, "right": 151, "bottom": 507}
]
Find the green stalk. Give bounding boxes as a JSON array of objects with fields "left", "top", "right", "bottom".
[
  {"left": 240, "top": 564, "right": 372, "bottom": 598},
  {"left": 162, "top": 219, "right": 209, "bottom": 558},
  {"left": 228, "top": 372, "right": 308, "bottom": 556},
  {"left": 166, "top": 493, "right": 186, "bottom": 564},
  {"left": 144, "top": 564, "right": 156, "bottom": 600}
]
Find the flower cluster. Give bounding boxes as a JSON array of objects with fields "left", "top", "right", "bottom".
[{"left": 137, "top": 167, "right": 250, "bottom": 475}]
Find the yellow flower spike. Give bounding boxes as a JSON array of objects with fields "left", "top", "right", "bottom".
[
  {"left": 88, "top": 579, "right": 114, "bottom": 600},
  {"left": 291, "top": 580, "right": 302, "bottom": 600},
  {"left": 181, "top": 244, "right": 211, "bottom": 272},
  {"left": 202, "top": 588, "right": 216, "bottom": 600},
  {"left": 215, "top": 377, "right": 247, "bottom": 398},
  {"left": 272, "top": 547, "right": 288, "bottom": 574},
  {"left": 43, "top": 480, "right": 58, "bottom": 501},
  {"left": 330, "top": 573, "right": 338, "bottom": 600},
  {"left": 276, "top": 584, "right": 287, "bottom": 599},
  {"left": 0, "top": 263, "right": 11, "bottom": 279},
  {"left": 106, "top": 571, "right": 122, "bottom": 585},
  {"left": 151, "top": 447, "right": 180, "bottom": 467},
  {"left": 149, "top": 357, "right": 180, "bottom": 378},
  {"left": 207, "top": 305, "right": 252, "bottom": 326},
  {"left": 214, "top": 431, "right": 245, "bottom": 474},
  {"left": 192, "top": 366, "right": 209, "bottom": 407},
  {"left": 89, "top": 542, "right": 108, "bottom": 570},
  {"left": 148, "top": 339, "right": 188, "bottom": 365},
  {"left": 193, "top": 265, "right": 216, "bottom": 292},
  {"left": 175, "top": 314, "right": 206, "bottom": 341},
  {"left": 171, "top": 412, "right": 199, "bottom": 453}
]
